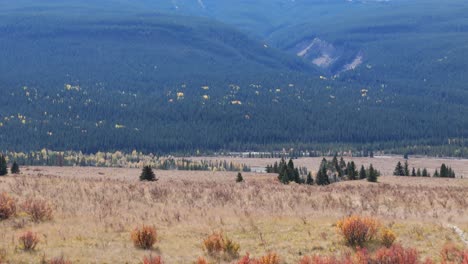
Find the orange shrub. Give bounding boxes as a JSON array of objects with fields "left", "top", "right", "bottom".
[
  {"left": 48, "top": 256, "right": 72, "bottom": 264},
  {"left": 255, "top": 252, "right": 280, "bottom": 264},
  {"left": 203, "top": 232, "right": 225, "bottom": 256},
  {"left": 131, "top": 225, "right": 157, "bottom": 249},
  {"left": 0, "top": 193, "right": 16, "bottom": 220},
  {"left": 21, "top": 198, "right": 53, "bottom": 222},
  {"left": 195, "top": 256, "right": 209, "bottom": 264},
  {"left": 236, "top": 253, "right": 280, "bottom": 264},
  {"left": 202, "top": 231, "right": 240, "bottom": 258},
  {"left": 18, "top": 231, "right": 39, "bottom": 251},
  {"left": 336, "top": 215, "right": 380, "bottom": 247},
  {"left": 143, "top": 255, "right": 164, "bottom": 264},
  {"left": 380, "top": 228, "right": 396, "bottom": 248},
  {"left": 374, "top": 244, "right": 419, "bottom": 264}
]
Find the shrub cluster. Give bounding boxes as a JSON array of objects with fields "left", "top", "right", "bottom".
[
  {"left": 22, "top": 198, "right": 54, "bottom": 222},
  {"left": 380, "top": 228, "right": 396, "bottom": 248},
  {"left": 202, "top": 231, "right": 240, "bottom": 260},
  {"left": 46, "top": 256, "right": 73, "bottom": 264},
  {"left": 0, "top": 193, "right": 16, "bottom": 220},
  {"left": 336, "top": 215, "right": 380, "bottom": 247},
  {"left": 131, "top": 225, "right": 157, "bottom": 250}
]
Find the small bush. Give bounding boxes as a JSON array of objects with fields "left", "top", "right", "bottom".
[
  {"left": 48, "top": 256, "right": 72, "bottom": 264},
  {"left": 18, "top": 231, "right": 40, "bottom": 251},
  {"left": 224, "top": 237, "right": 240, "bottom": 258},
  {"left": 374, "top": 244, "right": 419, "bottom": 264},
  {"left": 203, "top": 232, "right": 225, "bottom": 256},
  {"left": 131, "top": 225, "right": 157, "bottom": 249},
  {"left": 0, "top": 193, "right": 16, "bottom": 220},
  {"left": 336, "top": 215, "right": 380, "bottom": 247},
  {"left": 202, "top": 231, "right": 240, "bottom": 259},
  {"left": 143, "top": 255, "right": 163, "bottom": 264},
  {"left": 21, "top": 198, "right": 53, "bottom": 222},
  {"left": 255, "top": 252, "right": 280, "bottom": 264},
  {"left": 381, "top": 228, "right": 396, "bottom": 248}
]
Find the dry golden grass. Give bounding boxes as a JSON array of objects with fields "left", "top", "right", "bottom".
[{"left": 0, "top": 160, "right": 466, "bottom": 263}]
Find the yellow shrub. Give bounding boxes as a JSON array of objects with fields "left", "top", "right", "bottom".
[{"left": 381, "top": 228, "right": 396, "bottom": 248}]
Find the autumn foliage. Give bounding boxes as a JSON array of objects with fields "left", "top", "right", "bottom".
[
  {"left": 202, "top": 231, "right": 240, "bottom": 259},
  {"left": 237, "top": 253, "right": 280, "bottom": 264},
  {"left": 143, "top": 255, "right": 164, "bottom": 264},
  {"left": 131, "top": 225, "right": 157, "bottom": 249},
  {"left": 336, "top": 215, "right": 380, "bottom": 247}
]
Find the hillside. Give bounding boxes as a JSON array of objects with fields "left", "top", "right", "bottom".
[{"left": 1, "top": 1, "right": 468, "bottom": 155}]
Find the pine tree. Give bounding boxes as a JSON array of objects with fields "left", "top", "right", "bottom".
[
  {"left": 422, "top": 168, "right": 428, "bottom": 177},
  {"left": 316, "top": 158, "right": 330, "bottom": 186},
  {"left": 11, "top": 161, "right": 20, "bottom": 174},
  {"left": 434, "top": 169, "right": 440, "bottom": 177},
  {"left": 416, "top": 168, "right": 421, "bottom": 177},
  {"left": 0, "top": 155, "right": 7, "bottom": 176},
  {"left": 404, "top": 161, "right": 410, "bottom": 176},
  {"left": 236, "top": 172, "right": 244, "bottom": 183},
  {"left": 359, "top": 165, "right": 367, "bottom": 180},
  {"left": 367, "top": 164, "right": 378, "bottom": 182},
  {"left": 140, "top": 166, "right": 157, "bottom": 181},
  {"left": 306, "top": 172, "right": 314, "bottom": 185},
  {"left": 393, "top": 161, "right": 404, "bottom": 176},
  {"left": 411, "top": 167, "right": 416, "bottom": 177},
  {"left": 339, "top": 157, "right": 346, "bottom": 170},
  {"left": 440, "top": 164, "right": 448, "bottom": 178}
]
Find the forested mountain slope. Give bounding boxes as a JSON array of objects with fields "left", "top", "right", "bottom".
[{"left": 1, "top": 0, "right": 468, "bottom": 155}]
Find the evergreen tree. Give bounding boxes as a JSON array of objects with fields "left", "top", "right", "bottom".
[
  {"left": 370, "top": 150, "right": 374, "bottom": 158},
  {"left": 411, "top": 167, "right": 416, "bottom": 177},
  {"left": 0, "top": 155, "right": 7, "bottom": 176},
  {"left": 434, "top": 169, "right": 440, "bottom": 177},
  {"left": 140, "top": 165, "right": 157, "bottom": 181},
  {"left": 367, "top": 164, "right": 378, "bottom": 182},
  {"left": 393, "top": 161, "right": 405, "bottom": 176},
  {"left": 440, "top": 164, "right": 448, "bottom": 178},
  {"left": 11, "top": 161, "right": 20, "bottom": 174},
  {"left": 339, "top": 157, "right": 346, "bottom": 170},
  {"left": 422, "top": 168, "right": 428, "bottom": 177},
  {"left": 359, "top": 165, "right": 367, "bottom": 180},
  {"left": 316, "top": 158, "right": 330, "bottom": 186},
  {"left": 416, "top": 168, "right": 421, "bottom": 177},
  {"left": 404, "top": 161, "right": 410, "bottom": 176},
  {"left": 306, "top": 172, "right": 314, "bottom": 185},
  {"left": 236, "top": 172, "right": 244, "bottom": 183}
]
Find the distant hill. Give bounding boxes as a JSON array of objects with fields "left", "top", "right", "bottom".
[{"left": 1, "top": 0, "right": 468, "bottom": 156}]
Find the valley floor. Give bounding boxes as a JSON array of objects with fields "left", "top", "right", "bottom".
[{"left": 0, "top": 157, "right": 467, "bottom": 263}]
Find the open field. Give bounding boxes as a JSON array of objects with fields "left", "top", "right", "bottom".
[{"left": 0, "top": 156, "right": 467, "bottom": 263}]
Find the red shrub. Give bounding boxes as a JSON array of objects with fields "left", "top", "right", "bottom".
[
  {"left": 143, "top": 255, "right": 163, "bottom": 264},
  {"left": 0, "top": 193, "right": 16, "bottom": 220},
  {"left": 374, "top": 244, "right": 419, "bottom": 264},
  {"left": 131, "top": 225, "right": 157, "bottom": 249},
  {"left": 18, "top": 231, "right": 40, "bottom": 251},
  {"left": 440, "top": 243, "right": 467, "bottom": 264}
]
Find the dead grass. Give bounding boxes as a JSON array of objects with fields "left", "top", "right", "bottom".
[{"left": 0, "top": 162, "right": 466, "bottom": 263}]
